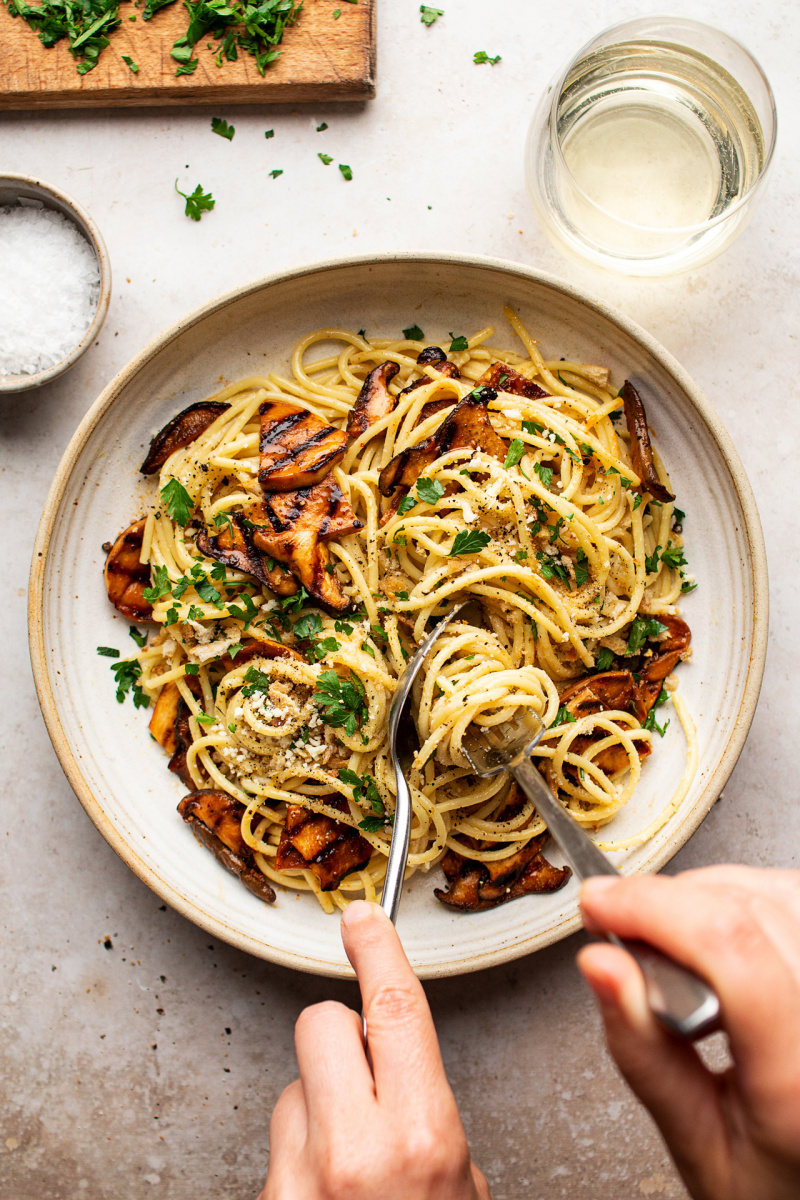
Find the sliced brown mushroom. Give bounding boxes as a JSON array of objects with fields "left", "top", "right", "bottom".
[
  {"left": 196, "top": 514, "right": 299, "bottom": 598},
  {"left": 104, "top": 519, "right": 153, "bottom": 621},
  {"left": 221, "top": 638, "right": 304, "bottom": 672},
  {"left": 378, "top": 387, "right": 507, "bottom": 518},
  {"left": 140, "top": 401, "right": 230, "bottom": 475},
  {"left": 249, "top": 477, "right": 362, "bottom": 615},
  {"left": 475, "top": 361, "right": 550, "bottom": 399},
  {"left": 399, "top": 349, "right": 463, "bottom": 424},
  {"left": 149, "top": 677, "right": 205, "bottom": 790},
  {"left": 274, "top": 796, "right": 373, "bottom": 891},
  {"left": 259, "top": 400, "right": 349, "bottom": 491},
  {"left": 346, "top": 361, "right": 400, "bottom": 438},
  {"left": 434, "top": 785, "right": 570, "bottom": 911},
  {"left": 558, "top": 670, "right": 650, "bottom": 775},
  {"left": 178, "top": 790, "right": 276, "bottom": 904},
  {"left": 638, "top": 615, "right": 691, "bottom": 710},
  {"left": 619, "top": 381, "right": 675, "bottom": 503}
]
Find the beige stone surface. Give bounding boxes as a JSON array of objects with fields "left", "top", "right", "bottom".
[{"left": 2, "top": 1, "right": 798, "bottom": 1197}]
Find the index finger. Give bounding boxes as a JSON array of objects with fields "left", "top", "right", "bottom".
[{"left": 341, "top": 901, "right": 452, "bottom": 1113}]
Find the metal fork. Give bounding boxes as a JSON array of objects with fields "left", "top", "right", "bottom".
[{"left": 461, "top": 710, "right": 720, "bottom": 1040}]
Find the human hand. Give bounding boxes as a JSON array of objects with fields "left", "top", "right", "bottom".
[
  {"left": 577, "top": 866, "right": 800, "bottom": 1200},
  {"left": 260, "top": 900, "right": 490, "bottom": 1200}
]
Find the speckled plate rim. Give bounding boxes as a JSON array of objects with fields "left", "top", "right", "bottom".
[{"left": 28, "top": 251, "right": 769, "bottom": 978}]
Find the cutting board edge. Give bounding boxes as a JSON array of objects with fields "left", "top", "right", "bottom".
[{"left": 0, "top": 77, "right": 376, "bottom": 109}]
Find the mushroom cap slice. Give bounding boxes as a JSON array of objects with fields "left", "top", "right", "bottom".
[
  {"left": 558, "top": 669, "right": 651, "bottom": 775},
  {"left": 274, "top": 796, "right": 373, "bottom": 891},
  {"left": 249, "top": 478, "right": 362, "bottom": 615},
  {"left": 140, "top": 401, "right": 230, "bottom": 475},
  {"left": 620, "top": 380, "right": 675, "bottom": 503},
  {"left": 346, "top": 361, "right": 400, "bottom": 438},
  {"left": 104, "top": 519, "right": 153, "bottom": 621},
  {"left": 378, "top": 385, "right": 507, "bottom": 502},
  {"left": 474, "top": 361, "right": 550, "bottom": 399},
  {"left": 196, "top": 514, "right": 299, "bottom": 597},
  {"left": 259, "top": 400, "right": 349, "bottom": 491},
  {"left": 638, "top": 615, "right": 691, "bottom": 710},
  {"left": 178, "top": 789, "right": 276, "bottom": 904}
]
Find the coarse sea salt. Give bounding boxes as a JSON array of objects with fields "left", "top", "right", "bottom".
[{"left": 0, "top": 203, "right": 101, "bottom": 377}]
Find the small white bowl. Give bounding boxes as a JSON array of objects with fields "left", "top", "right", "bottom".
[{"left": 0, "top": 173, "right": 111, "bottom": 394}]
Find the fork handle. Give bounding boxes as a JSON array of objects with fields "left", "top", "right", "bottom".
[
  {"left": 511, "top": 756, "right": 720, "bottom": 1040},
  {"left": 381, "top": 769, "right": 412, "bottom": 925}
]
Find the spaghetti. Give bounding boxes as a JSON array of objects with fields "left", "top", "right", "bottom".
[{"left": 104, "top": 308, "right": 696, "bottom": 913}]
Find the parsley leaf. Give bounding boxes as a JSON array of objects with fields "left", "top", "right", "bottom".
[
  {"left": 534, "top": 462, "right": 553, "bottom": 488},
  {"left": 122, "top": 54, "right": 139, "bottom": 72},
  {"left": 504, "top": 438, "right": 526, "bottom": 470},
  {"left": 316, "top": 121, "right": 328, "bottom": 131},
  {"left": 269, "top": 169, "right": 283, "bottom": 179},
  {"left": 314, "top": 669, "right": 368, "bottom": 737},
  {"left": 333, "top": 7, "right": 341, "bottom": 15},
  {"left": 450, "top": 530, "right": 490, "bottom": 556},
  {"left": 448, "top": 332, "right": 469, "bottom": 352},
  {"left": 240, "top": 666, "right": 271, "bottom": 697},
  {"left": 160, "top": 478, "right": 194, "bottom": 525},
  {"left": 110, "top": 658, "right": 149, "bottom": 708},
  {"left": 195, "top": 712, "right": 215, "bottom": 727},
  {"left": 397, "top": 494, "right": 418, "bottom": 516},
  {"left": 402, "top": 324, "right": 424, "bottom": 341},
  {"left": 97, "top": 645, "right": 120, "bottom": 657},
  {"left": 175, "top": 180, "right": 215, "bottom": 221},
  {"left": 522, "top": 419, "right": 545, "bottom": 436},
  {"left": 143, "top": 563, "right": 172, "bottom": 603},
  {"left": 595, "top": 647, "right": 614, "bottom": 671},
  {"left": 643, "top": 686, "right": 670, "bottom": 736},
  {"left": 473, "top": 50, "right": 501, "bottom": 65},
  {"left": 632, "top": 493, "right": 643, "bottom": 510},
  {"left": 211, "top": 116, "right": 234, "bottom": 140},
  {"left": 129, "top": 626, "right": 147, "bottom": 648},
  {"left": 626, "top": 616, "right": 668, "bottom": 655},
  {"left": 318, "top": 152, "right": 333, "bottom": 165},
  {"left": 292, "top": 611, "right": 323, "bottom": 640},
  {"left": 195, "top": 577, "right": 222, "bottom": 607},
  {"left": 672, "top": 506, "right": 686, "bottom": 526},
  {"left": 606, "top": 466, "right": 632, "bottom": 487},
  {"left": 359, "top": 815, "right": 387, "bottom": 833},
  {"left": 575, "top": 548, "right": 589, "bottom": 588},
  {"left": 420, "top": 5, "right": 443, "bottom": 24},
  {"left": 184, "top": 663, "right": 200, "bottom": 675},
  {"left": 416, "top": 477, "right": 444, "bottom": 505},
  {"left": 536, "top": 551, "right": 570, "bottom": 587},
  {"left": 264, "top": 128, "right": 274, "bottom": 138},
  {"left": 681, "top": 578, "right": 697, "bottom": 594},
  {"left": 278, "top": 587, "right": 310, "bottom": 614},
  {"left": 661, "top": 544, "right": 687, "bottom": 571},
  {"left": 338, "top": 163, "right": 353, "bottom": 180},
  {"left": 645, "top": 545, "right": 662, "bottom": 574},
  {"left": 553, "top": 705, "right": 577, "bottom": 726}
]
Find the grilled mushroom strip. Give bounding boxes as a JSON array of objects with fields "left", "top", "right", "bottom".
[
  {"left": 140, "top": 401, "right": 230, "bottom": 475},
  {"left": 475, "top": 361, "right": 550, "bottom": 399},
  {"left": 259, "top": 400, "right": 349, "bottom": 491},
  {"left": 196, "top": 514, "right": 299, "bottom": 597},
  {"left": 398, "top": 347, "right": 463, "bottom": 423},
  {"left": 434, "top": 786, "right": 570, "bottom": 911},
  {"left": 104, "top": 519, "right": 153, "bottom": 621},
  {"left": 638, "top": 615, "right": 691, "bottom": 710},
  {"left": 378, "top": 386, "right": 508, "bottom": 516},
  {"left": 219, "top": 638, "right": 304, "bottom": 672},
  {"left": 274, "top": 796, "right": 373, "bottom": 891},
  {"left": 148, "top": 677, "right": 207, "bottom": 790},
  {"left": 178, "top": 790, "right": 276, "bottom": 904},
  {"left": 346, "top": 361, "right": 400, "bottom": 438},
  {"left": 249, "top": 477, "right": 362, "bottom": 615},
  {"left": 619, "top": 380, "right": 675, "bottom": 503},
  {"left": 558, "top": 670, "right": 651, "bottom": 776}
]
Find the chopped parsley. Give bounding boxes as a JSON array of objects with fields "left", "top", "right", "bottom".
[
  {"left": 169, "top": 0, "right": 301, "bottom": 79},
  {"left": 269, "top": 169, "right": 284, "bottom": 179},
  {"left": 632, "top": 493, "right": 643, "bottom": 510},
  {"left": 316, "top": 121, "right": 328, "bottom": 131},
  {"left": 195, "top": 577, "right": 222, "bottom": 607},
  {"left": 503, "top": 438, "right": 526, "bottom": 470},
  {"left": 333, "top": 6, "right": 340, "bottom": 14},
  {"left": 626, "top": 616, "right": 668, "bottom": 655},
  {"left": 522, "top": 419, "right": 545, "bottom": 436},
  {"left": 643, "top": 687, "right": 670, "bottom": 736},
  {"left": 416, "top": 476, "right": 444, "bottom": 505},
  {"left": 645, "top": 545, "right": 662, "bottom": 574},
  {"left": 397, "top": 494, "right": 418, "bottom": 516},
  {"left": 277, "top": 587, "right": 310, "bottom": 614},
  {"left": 513, "top": 549, "right": 528, "bottom": 564},
  {"left": 292, "top": 611, "right": 323, "bottom": 639},
  {"left": 419, "top": 4, "right": 443, "bottom": 24},
  {"left": 402, "top": 324, "right": 425, "bottom": 341},
  {"left": 195, "top": 712, "right": 215, "bottom": 727},
  {"left": 110, "top": 658, "right": 148, "bottom": 707},
  {"left": 175, "top": 180, "right": 215, "bottom": 222},
  {"left": 240, "top": 666, "right": 271, "bottom": 697},
  {"left": 97, "top": 645, "right": 120, "bottom": 657},
  {"left": 211, "top": 116, "right": 235, "bottom": 140},
  {"left": 8, "top": 0, "right": 123, "bottom": 75},
  {"left": 264, "top": 128, "right": 274, "bottom": 138},
  {"left": 338, "top": 163, "right": 353, "bottom": 180},
  {"left": 314, "top": 669, "right": 369, "bottom": 737},
  {"left": 143, "top": 564, "right": 172, "bottom": 603},
  {"left": 606, "top": 466, "right": 632, "bottom": 487},
  {"left": 160, "top": 479, "right": 194, "bottom": 525},
  {"left": 534, "top": 462, "right": 553, "bottom": 488},
  {"left": 681, "top": 578, "right": 697, "bottom": 594},
  {"left": 553, "top": 705, "right": 577, "bottom": 726},
  {"left": 595, "top": 647, "right": 614, "bottom": 671},
  {"left": 339, "top": 767, "right": 385, "bottom": 816},
  {"left": 450, "top": 530, "right": 490, "bottom": 556},
  {"left": 318, "top": 152, "right": 333, "bottom": 165},
  {"left": 473, "top": 50, "right": 501, "bottom": 65},
  {"left": 661, "top": 544, "right": 687, "bottom": 571},
  {"left": 448, "top": 333, "right": 469, "bottom": 352},
  {"left": 122, "top": 54, "right": 139, "bottom": 71},
  {"left": 672, "top": 506, "right": 686, "bottom": 526},
  {"left": 184, "top": 663, "right": 200, "bottom": 675},
  {"left": 226, "top": 591, "right": 259, "bottom": 629},
  {"left": 129, "top": 626, "right": 147, "bottom": 648},
  {"left": 536, "top": 551, "right": 570, "bottom": 587},
  {"left": 575, "top": 548, "right": 589, "bottom": 587}
]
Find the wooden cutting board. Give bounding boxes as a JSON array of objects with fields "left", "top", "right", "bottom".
[{"left": 0, "top": 0, "right": 375, "bottom": 108}]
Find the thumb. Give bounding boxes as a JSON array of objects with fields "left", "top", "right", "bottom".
[{"left": 577, "top": 943, "right": 727, "bottom": 1195}]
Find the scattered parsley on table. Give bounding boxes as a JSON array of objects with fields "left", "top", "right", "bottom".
[
  {"left": 338, "top": 163, "right": 353, "bottom": 180},
  {"left": 211, "top": 117, "right": 235, "bottom": 140},
  {"left": 420, "top": 5, "right": 443, "bottom": 25},
  {"left": 122, "top": 54, "right": 139, "bottom": 72},
  {"left": 474, "top": 51, "right": 501, "bottom": 65},
  {"left": 175, "top": 181, "right": 215, "bottom": 220}
]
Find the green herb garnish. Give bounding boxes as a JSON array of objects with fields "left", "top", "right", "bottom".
[
  {"left": 175, "top": 180, "right": 215, "bottom": 221},
  {"left": 338, "top": 163, "right": 353, "bottom": 180},
  {"left": 314, "top": 669, "right": 368, "bottom": 736},
  {"left": 473, "top": 50, "right": 501, "bottom": 65},
  {"left": 626, "top": 616, "right": 668, "bottom": 655},
  {"left": 449, "top": 530, "right": 490, "bottom": 556},
  {"left": 318, "top": 152, "right": 333, "bottom": 165},
  {"left": 448, "top": 332, "right": 469, "bottom": 352},
  {"left": 143, "top": 563, "right": 172, "bottom": 603},
  {"left": 122, "top": 54, "right": 139, "bottom": 71},
  {"left": 129, "top": 626, "right": 147, "bottom": 648},
  {"left": 402, "top": 324, "right": 424, "bottom": 341},
  {"left": 503, "top": 438, "right": 526, "bottom": 470},
  {"left": 211, "top": 116, "right": 234, "bottom": 140},
  {"left": 97, "top": 645, "right": 120, "bottom": 657},
  {"left": 416, "top": 477, "right": 444, "bottom": 505},
  {"left": 419, "top": 4, "right": 443, "bottom": 24},
  {"left": 595, "top": 647, "right": 614, "bottom": 671},
  {"left": 269, "top": 168, "right": 283, "bottom": 179},
  {"left": 575, "top": 548, "right": 589, "bottom": 588},
  {"left": 110, "top": 658, "right": 148, "bottom": 707},
  {"left": 553, "top": 705, "right": 577, "bottom": 726}
]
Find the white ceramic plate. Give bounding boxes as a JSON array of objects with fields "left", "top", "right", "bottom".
[{"left": 29, "top": 254, "right": 768, "bottom": 978}]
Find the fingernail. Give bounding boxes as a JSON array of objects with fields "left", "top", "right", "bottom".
[{"left": 341, "top": 900, "right": 382, "bottom": 928}]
